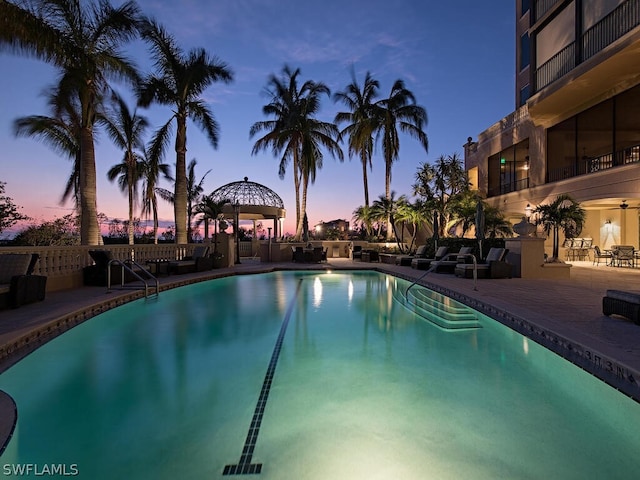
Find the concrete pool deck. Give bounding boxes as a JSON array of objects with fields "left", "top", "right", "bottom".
[{"left": 1, "top": 258, "right": 639, "bottom": 407}]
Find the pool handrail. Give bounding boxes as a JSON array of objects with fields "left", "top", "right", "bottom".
[
  {"left": 107, "top": 259, "right": 159, "bottom": 298},
  {"left": 405, "top": 253, "right": 477, "bottom": 301}
]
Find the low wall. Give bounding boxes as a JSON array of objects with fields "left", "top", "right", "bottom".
[{"left": 0, "top": 244, "right": 205, "bottom": 292}]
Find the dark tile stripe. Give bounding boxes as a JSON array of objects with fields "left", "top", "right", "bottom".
[{"left": 223, "top": 278, "right": 303, "bottom": 476}]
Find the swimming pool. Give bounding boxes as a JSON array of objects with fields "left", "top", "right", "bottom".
[{"left": 1, "top": 270, "right": 639, "bottom": 479}]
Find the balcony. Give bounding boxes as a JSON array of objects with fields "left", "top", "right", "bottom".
[{"left": 547, "top": 144, "right": 640, "bottom": 183}]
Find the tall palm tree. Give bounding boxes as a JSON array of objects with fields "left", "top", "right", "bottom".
[
  {"left": 156, "top": 158, "right": 210, "bottom": 242},
  {"left": 140, "top": 148, "right": 172, "bottom": 244},
  {"left": 251, "top": 65, "right": 343, "bottom": 239},
  {"left": 138, "top": 18, "right": 233, "bottom": 244},
  {"left": 13, "top": 86, "right": 81, "bottom": 209},
  {"left": 103, "top": 94, "right": 148, "bottom": 245},
  {"left": 334, "top": 70, "right": 380, "bottom": 207},
  {"left": 0, "top": 0, "right": 141, "bottom": 245},
  {"left": 375, "top": 79, "right": 428, "bottom": 239}
]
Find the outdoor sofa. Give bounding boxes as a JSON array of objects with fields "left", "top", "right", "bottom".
[
  {"left": 430, "top": 246, "right": 475, "bottom": 274},
  {"left": 168, "top": 245, "right": 213, "bottom": 274},
  {"left": 0, "top": 253, "right": 46, "bottom": 309},
  {"left": 395, "top": 245, "right": 428, "bottom": 266}
]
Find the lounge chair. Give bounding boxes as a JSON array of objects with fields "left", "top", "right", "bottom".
[
  {"left": 168, "top": 245, "right": 212, "bottom": 274},
  {"left": 454, "top": 247, "right": 512, "bottom": 279},
  {"left": 411, "top": 246, "right": 449, "bottom": 270},
  {"left": 603, "top": 290, "right": 640, "bottom": 324},
  {"left": 0, "top": 253, "right": 46, "bottom": 309},
  {"left": 431, "top": 246, "right": 474, "bottom": 274},
  {"left": 395, "top": 245, "right": 428, "bottom": 266}
]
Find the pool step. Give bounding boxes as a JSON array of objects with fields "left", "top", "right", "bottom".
[{"left": 393, "top": 283, "right": 480, "bottom": 330}]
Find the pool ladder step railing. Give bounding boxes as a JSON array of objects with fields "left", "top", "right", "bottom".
[{"left": 107, "top": 259, "right": 160, "bottom": 299}]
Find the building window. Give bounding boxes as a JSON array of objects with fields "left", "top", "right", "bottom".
[
  {"left": 487, "top": 139, "right": 530, "bottom": 197},
  {"left": 546, "top": 84, "right": 640, "bottom": 183},
  {"left": 519, "top": 84, "right": 531, "bottom": 107},
  {"left": 521, "top": 0, "right": 531, "bottom": 16},
  {"left": 520, "top": 33, "right": 530, "bottom": 71}
]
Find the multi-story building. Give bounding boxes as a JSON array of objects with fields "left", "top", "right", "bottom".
[{"left": 465, "top": 0, "right": 640, "bottom": 252}]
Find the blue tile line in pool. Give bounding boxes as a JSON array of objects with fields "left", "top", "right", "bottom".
[{"left": 223, "top": 278, "right": 303, "bottom": 476}]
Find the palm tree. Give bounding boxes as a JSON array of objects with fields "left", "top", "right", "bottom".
[
  {"left": 140, "top": 148, "right": 172, "bottom": 244},
  {"left": 352, "top": 204, "right": 374, "bottom": 237},
  {"left": 156, "top": 158, "right": 210, "bottom": 242},
  {"left": 371, "top": 192, "right": 401, "bottom": 242},
  {"left": 375, "top": 79, "right": 428, "bottom": 239},
  {"left": 137, "top": 18, "right": 233, "bottom": 244},
  {"left": 413, "top": 153, "right": 468, "bottom": 237},
  {"left": 0, "top": 0, "right": 141, "bottom": 245},
  {"left": 394, "top": 198, "right": 428, "bottom": 253},
  {"left": 251, "top": 65, "right": 343, "bottom": 240},
  {"left": 13, "top": 86, "right": 81, "bottom": 209},
  {"left": 103, "top": 94, "right": 148, "bottom": 245},
  {"left": 334, "top": 70, "right": 380, "bottom": 207},
  {"left": 533, "top": 194, "right": 586, "bottom": 262},
  {"left": 195, "top": 195, "right": 229, "bottom": 251}
]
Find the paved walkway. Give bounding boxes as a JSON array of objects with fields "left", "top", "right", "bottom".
[{"left": 1, "top": 259, "right": 639, "bottom": 402}]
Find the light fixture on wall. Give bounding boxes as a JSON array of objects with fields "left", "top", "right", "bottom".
[
  {"left": 525, "top": 203, "right": 532, "bottom": 220},
  {"left": 523, "top": 155, "right": 530, "bottom": 171}
]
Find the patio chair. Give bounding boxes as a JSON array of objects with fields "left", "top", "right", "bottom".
[
  {"left": 592, "top": 245, "right": 612, "bottom": 266},
  {"left": 395, "top": 245, "right": 428, "bottom": 266},
  {"left": 411, "top": 246, "right": 449, "bottom": 270},
  {"left": 454, "top": 247, "right": 511, "bottom": 279},
  {"left": 352, "top": 245, "right": 363, "bottom": 260},
  {"left": 431, "top": 246, "right": 474, "bottom": 274},
  {"left": 0, "top": 253, "right": 47, "bottom": 309},
  {"left": 168, "top": 245, "right": 212, "bottom": 274},
  {"left": 613, "top": 245, "right": 635, "bottom": 267}
]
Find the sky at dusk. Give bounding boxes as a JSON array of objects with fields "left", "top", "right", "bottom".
[{"left": 0, "top": 0, "right": 515, "bottom": 238}]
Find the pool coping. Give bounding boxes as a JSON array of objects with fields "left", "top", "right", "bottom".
[{"left": 1, "top": 262, "right": 639, "bottom": 455}]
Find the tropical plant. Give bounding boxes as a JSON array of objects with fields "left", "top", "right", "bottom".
[
  {"left": 250, "top": 65, "right": 343, "bottom": 240},
  {"left": 413, "top": 153, "right": 468, "bottom": 237},
  {"left": 140, "top": 147, "right": 172, "bottom": 244},
  {"left": 0, "top": 0, "right": 141, "bottom": 245},
  {"left": 533, "top": 194, "right": 586, "bottom": 262},
  {"left": 352, "top": 204, "right": 375, "bottom": 237},
  {"left": 195, "top": 195, "right": 229, "bottom": 252},
  {"left": 103, "top": 94, "right": 148, "bottom": 245},
  {"left": 449, "top": 192, "right": 513, "bottom": 238},
  {"left": 334, "top": 70, "right": 379, "bottom": 207},
  {"left": 156, "top": 158, "right": 211, "bottom": 242},
  {"left": 0, "top": 181, "right": 29, "bottom": 236},
  {"left": 137, "top": 18, "right": 233, "bottom": 244},
  {"left": 374, "top": 79, "right": 428, "bottom": 239},
  {"left": 13, "top": 86, "right": 82, "bottom": 209},
  {"left": 394, "top": 198, "right": 429, "bottom": 253}
]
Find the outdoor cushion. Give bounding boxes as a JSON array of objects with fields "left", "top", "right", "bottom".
[{"left": 0, "top": 254, "right": 33, "bottom": 284}]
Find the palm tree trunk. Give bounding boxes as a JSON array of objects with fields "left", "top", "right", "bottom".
[
  {"left": 299, "top": 173, "right": 309, "bottom": 241},
  {"left": 361, "top": 152, "right": 369, "bottom": 207},
  {"left": 174, "top": 116, "right": 188, "bottom": 244},
  {"left": 152, "top": 197, "right": 159, "bottom": 244},
  {"left": 293, "top": 151, "right": 302, "bottom": 240},
  {"left": 385, "top": 159, "right": 392, "bottom": 240},
  {"left": 128, "top": 175, "right": 134, "bottom": 245},
  {"left": 79, "top": 127, "right": 100, "bottom": 245}
]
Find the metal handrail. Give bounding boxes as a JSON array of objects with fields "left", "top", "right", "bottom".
[
  {"left": 107, "top": 259, "right": 159, "bottom": 298},
  {"left": 404, "top": 253, "right": 477, "bottom": 302}
]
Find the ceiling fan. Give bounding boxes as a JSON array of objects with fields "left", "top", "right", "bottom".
[{"left": 606, "top": 200, "right": 640, "bottom": 210}]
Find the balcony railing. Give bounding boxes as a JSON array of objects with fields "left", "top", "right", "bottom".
[
  {"left": 488, "top": 177, "right": 530, "bottom": 198},
  {"left": 534, "top": 0, "right": 640, "bottom": 92},
  {"left": 547, "top": 145, "right": 640, "bottom": 182},
  {"left": 533, "top": 0, "right": 559, "bottom": 22}
]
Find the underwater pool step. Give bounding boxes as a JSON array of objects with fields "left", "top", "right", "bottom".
[{"left": 393, "top": 285, "right": 480, "bottom": 330}]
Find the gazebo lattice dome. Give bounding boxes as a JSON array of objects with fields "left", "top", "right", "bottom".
[{"left": 210, "top": 177, "right": 284, "bottom": 209}]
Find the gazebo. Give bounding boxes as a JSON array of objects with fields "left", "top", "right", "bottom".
[{"left": 209, "top": 177, "right": 286, "bottom": 239}]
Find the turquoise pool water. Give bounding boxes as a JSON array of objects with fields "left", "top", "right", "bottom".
[{"left": 1, "top": 271, "right": 639, "bottom": 479}]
